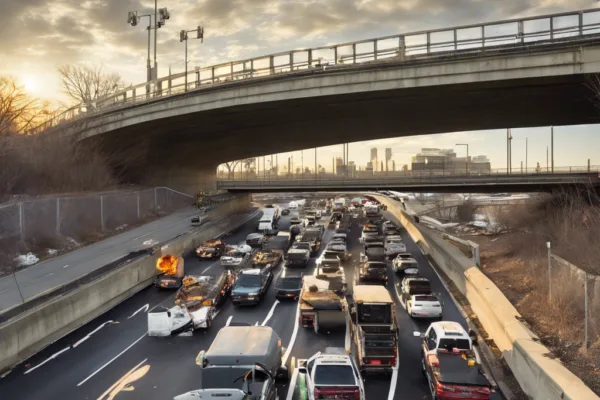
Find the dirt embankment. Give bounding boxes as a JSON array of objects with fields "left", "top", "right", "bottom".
[{"left": 464, "top": 192, "right": 600, "bottom": 394}]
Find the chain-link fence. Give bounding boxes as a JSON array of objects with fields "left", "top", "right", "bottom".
[
  {"left": 548, "top": 251, "right": 600, "bottom": 350},
  {"left": 0, "top": 187, "right": 193, "bottom": 243}
]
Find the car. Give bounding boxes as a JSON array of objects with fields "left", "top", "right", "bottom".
[
  {"left": 281, "top": 208, "right": 291, "bottom": 215},
  {"left": 275, "top": 273, "right": 303, "bottom": 300},
  {"left": 407, "top": 294, "right": 443, "bottom": 319},
  {"left": 384, "top": 236, "right": 407, "bottom": 258},
  {"left": 195, "top": 239, "right": 227, "bottom": 259},
  {"left": 357, "top": 261, "right": 388, "bottom": 284},
  {"left": 290, "top": 216, "right": 302, "bottom": 225},
  {"left": 246, "top": 232, "right": 265, "bottom": 247},
  {"left": 392, "top": 253, "right": 419, "bottom": 274},
  {"left": 292, "top": 241, "right": 312, "bottom": 251},
  {"left": 231, "top": 268, "right": 273, "bottom": 306},
  {"left": 220, "top": 247, "right": 253, "bottom": 268},
  {"left": 326, "top": 241, "right": 348, "bottom": 261},
  {"left": 298, "top": 350, "right": 366, "bottom": 400},
  {"left": 286, "top": 248, "right": 310, "bottom": 267},
  {"left": 361, "top": 225, "right": 380, "bottom": 242}
]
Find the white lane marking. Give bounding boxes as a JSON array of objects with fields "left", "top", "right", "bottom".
[
  {"left": 387, "top": 362, "right": 399, "bottom": 400},
  {"left": 286, "top": 366, "right": 300, "bottom": 400},
  {"left": 77, "top": 333, "right": 147, "bottom": 387},
  {"left": 62, "top": 265, "right": 70, "bottom": 269},
  {"left": 1, "top": 369, "right": 12, "bottom": 378},
  {"left": 282, "top": 305, "right": 300, "bottom": 365},
  {"left": 97, "top": 358, "right": 148, "bottom": 399},
  {"left": 0, "top": 288, "right": 11, "bottom": 295},
  {"left": 29, "top": 272, "right": 54, "bottom": 284},
  {"left": 225, "top": 316, "right": 233, "bottom": 326},
  {"left": 261, "top": 300, "right": 279, "bottom": 326},
  {"left": 200, "top": 261, "right": 219, "bottom": 275},
  {"left": 127, "top": 304, "right": 149, "bottom": 319},
  {"left": 344, "top": 311, "right": 351, "bottom": 353},
  {"left": 473, "top": 347, "right": 481, "bottom": 365},
  {"left": 24, "top": 347, "right": 70, "bottom": 375},
  {"left": 255, "top": 321, "right": 259, "bottom": 326},
  {"left": 72, "top": 321, "right": 116, "bottom": 348}
]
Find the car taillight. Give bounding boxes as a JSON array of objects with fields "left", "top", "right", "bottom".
[
  {"left": 477, "top": 387, "right": 491, "bottom": 395},
  {"left": 436, "top": 381, "right": 456, "bottom": 393}
]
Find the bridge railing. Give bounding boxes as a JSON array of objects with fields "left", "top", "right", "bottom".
[
  {"left": 216, "top": 165, "right": 600, "bottom": 185},
  {"left": 30, "top": 8, "right": 600, "bottom": 135}
]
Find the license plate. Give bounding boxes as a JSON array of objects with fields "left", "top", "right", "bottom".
[{"left": 246, "top": 297, "right": 255, "bottom": 300}]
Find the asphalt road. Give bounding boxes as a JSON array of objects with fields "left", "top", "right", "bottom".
[
  {"left": 0, "top": 200, "right": 504, "bottom": 400},
  {"left": 0, "top": 207, "right": 205, "bottom": 313}
]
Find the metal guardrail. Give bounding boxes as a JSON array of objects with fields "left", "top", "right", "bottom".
[{"left": 29, "top": 8, "right": 600, "bottom": 135}]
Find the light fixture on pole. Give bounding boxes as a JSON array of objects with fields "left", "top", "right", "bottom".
[
  {"left": 180, "top": 26, "right": 204, "bottom": 91},
  {"left": 128, "top": 11, "right": 154, "bottom": 83},
  {"left": 153, "top": 3, "right": 170, "bottom": 80},
  {"left": 456, "top": 143, "right": 469, "bottom": 175}
]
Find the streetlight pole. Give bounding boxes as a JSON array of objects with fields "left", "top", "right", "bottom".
[
  {"left": 456, "top": 143, "right": 469, "bottom": 175},
  {"left": 129, "top": 7, "right": 169, "bottom": 84},
  {"left": 551, "top": 126, "right": 554, "bottom": 173},
  {"left": 180, "top": 26, "right": 204, "bottom": 91},
  {"left": 525, "top": 137, "right": 528, "bottom": 173}
]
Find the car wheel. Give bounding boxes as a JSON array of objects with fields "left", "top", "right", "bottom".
[{"left": 206, "top": 318, "right": 212, "bottom": 328}]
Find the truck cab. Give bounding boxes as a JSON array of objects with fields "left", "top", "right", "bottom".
[
  {"left": 175, "top": 326, "right": 287, "bottom": 400},
  {"left": 350, "top": 285, "right": 398, "bottom": 374},
  {"left": 420, "top": 321, "right": 492, "bottom": 400}
]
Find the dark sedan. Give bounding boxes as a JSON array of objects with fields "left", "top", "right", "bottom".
[
  {"left": 357, "top": 261, "right": 388, "bottom": 284},
  {"left": 275, "top": 275, "right": 303, "bottom": 300}
]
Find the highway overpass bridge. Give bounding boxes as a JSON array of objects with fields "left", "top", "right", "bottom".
[
  {"left": 39, "top": 8, "right": 600, "bottom": 193},
  {"left": 217, "top": 170, "right": 600, "bottom": 193}
]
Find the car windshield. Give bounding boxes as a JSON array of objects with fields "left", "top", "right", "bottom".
[
  {"left": 237, "top": 274, "right": 261, "bottom": 287},
  {"left": 367, "top": 263, "right": 386, "bottom": 269},
  {"left": 387, "top": 240, "right": 402, "bottom": 244},
  {"left": 227, "top": 252, "right": 245, "bottom": 258},
  {"left": 294, "top": 243, "right": 311, "bottom": 250},
  {"left": 438, "top": 338, "right": 471, "bottom": 351},
  {"left": 278, "top": 278, "right": 302, "bottom": 289},
  {"left": 314, "top": 365, "right": 356, "bottom": 385},
  {"left": 288, "top": 251, "right": 307, "bottom": 260},
  {"left": 414, "top": 295, "right": 438, "bottom": 302}
]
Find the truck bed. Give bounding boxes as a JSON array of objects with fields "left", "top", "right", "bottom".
[
  {"left": 436, "top": 352, "right": 491, "bottom": 387},
  {"left": 300, "top": 291, "right": 344, "bottom": 310}
]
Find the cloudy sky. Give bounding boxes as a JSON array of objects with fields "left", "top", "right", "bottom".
[{"left": 3, "top": 0, "right": 600, "bottom": 169}]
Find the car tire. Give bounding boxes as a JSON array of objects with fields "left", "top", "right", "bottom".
[{"left": 206, "top": 318, "right": 212, "bottom": 328}]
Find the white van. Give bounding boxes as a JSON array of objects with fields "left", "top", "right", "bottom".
[{"left": 258, "top": 208, "right": 275, "bottom": 231}]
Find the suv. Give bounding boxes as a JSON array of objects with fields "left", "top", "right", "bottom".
[
  {"left": 384, "top": 236, "right": 406, "bottom": 259},
  {"left": 298, "top": 349, "right": 365, "bottom": 400},
  {"left": 231, "top": 268, "right": 272, "bottom": 306},
  {"left": 392, "top": 253, "right": 419, "bottom": 274}
]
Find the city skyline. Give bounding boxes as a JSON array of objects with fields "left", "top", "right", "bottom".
[{"left": 218, "top": 124, "right": 600, "bottom": 174}]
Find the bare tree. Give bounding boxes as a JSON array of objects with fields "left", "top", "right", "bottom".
[
  {"left": 58, "top": 64, "right": 124, "bottom": 108},
  {"left": 0, "top": 76, "right": 52, "bottom": 135},
  {"left": 223, "top": 160, "right": 241, "bottom": 179}
]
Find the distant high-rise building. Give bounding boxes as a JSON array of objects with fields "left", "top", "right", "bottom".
[
  {"left": 385, "top": 148, "right": 392, "bottom": 172},
  {"left": 370, "top": 148, "right": 378, "bottom": 171},
  {"left": 335, "top": 157, "right": 345, "bottom": 175},
  {"left": 366, "top": 161, "right": 374, "bottom": 174}
]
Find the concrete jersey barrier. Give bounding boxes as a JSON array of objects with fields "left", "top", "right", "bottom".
[
  {"left": 0, "top": 194, "right": 252, "bottom": 374},
  {"left": 375, "top": 195, "right": 598, "bottom": 400}
]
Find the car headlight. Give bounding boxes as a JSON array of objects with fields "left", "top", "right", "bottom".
[{"left": 248, "top": 292, "right": 259, "bottom": 296}]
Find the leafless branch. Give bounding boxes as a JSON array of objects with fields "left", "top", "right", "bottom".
[{"left": 58, "top": 64, "right": 124, "bottom": 108}]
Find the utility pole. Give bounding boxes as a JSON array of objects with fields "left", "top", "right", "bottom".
[
  {"left": 506, "top": 129, "right": 513, "bottom": 174},
  {"left": 547, "top": 242, "right": 552, "bottom": 301},
  {"left": 525, "top": 137, "right": 528, "bottom": 173},
  {"left": 180, "top": 26, "right": 204, "bottom": 91},
  {"left": 546, "top": 146, "right": 549, "bottom": 172},
  {"left": 314, "top": 148, "right": 317, "bottom": 179},
  {"left": 551, "top": 126, "right": 554, "bottom": 173}
]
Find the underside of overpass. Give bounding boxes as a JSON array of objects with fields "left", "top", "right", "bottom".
[{"left": 76, "top": 42, "right": 600, "bottom": 194}]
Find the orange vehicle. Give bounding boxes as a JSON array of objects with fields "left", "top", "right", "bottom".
[{"left": 154, "top": 254, "right": 185, "bottom": 289}]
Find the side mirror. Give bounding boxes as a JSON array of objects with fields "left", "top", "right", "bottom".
[
  {"left": 195, "top": 350, "right": 207, "bottom": 367},
  {"left": 275, "top": 365, "right": 289, "bottom": 382},
  {"left": 468, "top": 329, "right": 478, "bottom": 344}
]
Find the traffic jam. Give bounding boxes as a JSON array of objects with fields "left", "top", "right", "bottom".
[{"left": 151, "top": 194, "right": 495, "bottom": 400}]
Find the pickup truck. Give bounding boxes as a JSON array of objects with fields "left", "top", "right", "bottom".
[
  {"left": 299, "top": 276, "right": 348, "bottom": 333},
  {"left": 195, "top": 239, "right": 228, "bottom": 259},
  {"left": 296, "top": 349, "right": 366, "bottom": 400},
  {"left": 350, "top": 285, "right": 397, "bottom": 374},
  {"left": 420, "top": 321, "right": 492, "bottom": 399},
  {"left": 252, "top": 250, "right": 283, "bottom": 268},
  {"left": 318, "top": 251, "right": 347, "bottom": 294}
]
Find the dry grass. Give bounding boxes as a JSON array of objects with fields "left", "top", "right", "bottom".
[{"left": 470, "top": 189, "right": 600, "bottom": 395}]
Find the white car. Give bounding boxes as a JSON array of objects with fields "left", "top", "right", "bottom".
[
  {"left": 299, "top": 349, "right": 366, "bottom": 400},
  {"left": 384, "top": 236, "right": 406, "bottom": 258},
  {"left": 220, "top": 247, "right": 252, "bottom": 268},
  {"left": 407, "top": 294, "right": 443, "bottom": 319},
  {"left": 392, "top": 253, "right": 419, "bottom": 274}
]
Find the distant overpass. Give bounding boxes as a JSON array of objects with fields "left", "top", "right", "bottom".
[
  {"left": 217, "top": 169, "right": 600, "bottom": 193},
  {"left": 36, "top": 8, "right": 600, "bottom": 193}
]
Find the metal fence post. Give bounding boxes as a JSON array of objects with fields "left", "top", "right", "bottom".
[
  {"left": 155, "top": 187, "right": 158, "bottom": 212},
  {"left": 56, "top": 198, "right": 61, "bottom": 235},
  {"left": 584, "top": 272, "right": 589, "bottom": 351},
  {"left": 547, "top": 242, "right": 552, "bottom": 301},
  {"left": 290, "top": 52, "right": 294, "bottom": 71},
  {"left": 18, "top": 202, "right": 24, "bottom": 241},
  {"left": 352, "top": 43, "right": 356, "bottom": 64},
  {"left": 579, "top": 12, "right": 584, "bottom": 36},
  {"left": 137, "top": 192, "right": 141, "bottom": 220},
  {"left": 100, "top": 196, "right": 105, "bottom": 231},
  {"left": 398, "top": 36, "right": 405, "bottom": 60}
]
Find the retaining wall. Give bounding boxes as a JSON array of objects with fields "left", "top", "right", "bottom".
[
  {"left": 377, "top": 195, "right": 598, "bottom": 400},
  {"left": 0, "top": 193, "right": 251, "bottom": 373}
]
